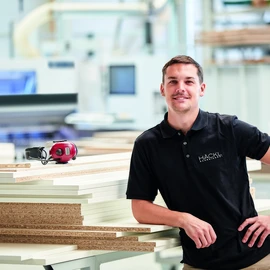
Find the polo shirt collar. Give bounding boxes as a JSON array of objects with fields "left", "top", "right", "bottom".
[{"left": 160, "top": 109, "right": 208, "bottom": 138}]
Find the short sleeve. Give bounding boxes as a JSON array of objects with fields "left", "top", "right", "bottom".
[
  {"left": 126, "top": 140, "right": 158, "bottom": 201},
  {"left": 233, "top": 117, "right": 270, "bottom": 159}
]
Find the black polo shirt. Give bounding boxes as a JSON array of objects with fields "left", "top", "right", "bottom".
[{"left": 126, "top": 110, "right": 270, "bottom": 270}]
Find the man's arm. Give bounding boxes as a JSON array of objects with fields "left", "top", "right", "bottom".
[
  {"left": 132, "top": 199, "right": 217, "bottom": 249},
  {"left": 238, "top": 147, "right": 270, "bottom": 248}
]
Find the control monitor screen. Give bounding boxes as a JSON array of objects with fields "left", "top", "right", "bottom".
[{"left": 109, "top": 65, "right": 136, "bottom": 95}]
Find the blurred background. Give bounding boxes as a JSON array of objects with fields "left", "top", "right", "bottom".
[{"left": 0, "top": 0, "right": 269, "bottom": 158}]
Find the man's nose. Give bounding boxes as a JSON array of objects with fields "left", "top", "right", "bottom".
[{"left": 175, "top": 82, "right": 185, "bottom": 92}]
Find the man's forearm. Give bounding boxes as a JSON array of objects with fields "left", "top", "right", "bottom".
[
  {"left": 131, "top": 199, "right": 185, "bottom": 228},
  {"left": 131, "top": 199, "right": 217, "bottom": 249}
]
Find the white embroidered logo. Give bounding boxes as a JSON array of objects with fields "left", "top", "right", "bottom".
[{"left": 198, "top": 152, "right": 223, "bottom": 163}]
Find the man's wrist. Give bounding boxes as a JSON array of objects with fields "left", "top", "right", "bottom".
[{"left": 176, "top": 211, "right": 188, "bottom": 229}]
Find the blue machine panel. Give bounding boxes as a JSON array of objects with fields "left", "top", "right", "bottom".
[{"left": 0, "top": 70, "right": 37, "bottom": 95}]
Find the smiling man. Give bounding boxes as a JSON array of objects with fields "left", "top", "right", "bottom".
[{"left": 126, "top": 55, "right": 270, "bottom": 269}]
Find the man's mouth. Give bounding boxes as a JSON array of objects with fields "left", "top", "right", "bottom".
[{"left": 173, "top": 95, "right": 189, "bottom": 100}]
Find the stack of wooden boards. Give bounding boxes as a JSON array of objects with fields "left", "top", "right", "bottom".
[
  {"left": 72, "top": 140, "right": 134, "bottom": 156},
  {"left": 70, "top": 131, "right": 143, "bottom": 156},
  {"left": 0, "top": 152, "right": 180, "bottom": 253},
  {"left": 92, "top": 131, "right": 143, "bottom": 143},
  {"left": 196, "top": 26, "right": 270, "bottom": 47}
]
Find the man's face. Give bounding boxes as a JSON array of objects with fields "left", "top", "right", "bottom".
[{"left": 160, "top": 63, "right": 205, "bottom": 114}]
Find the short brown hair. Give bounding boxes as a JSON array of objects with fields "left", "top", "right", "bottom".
[{"left": 162, "top": 55, "right": 203, "bottom": 84}]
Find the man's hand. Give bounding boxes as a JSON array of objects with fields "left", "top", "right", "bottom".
[
  {"left": 238, "top": 215, "right": 270, "bottom": 248},
  {"left": 181, "top": 213, "right": 217, "bottom": 249}
]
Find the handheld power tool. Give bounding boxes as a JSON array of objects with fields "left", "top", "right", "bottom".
[{"left": 25, "top": 140, "right": 78, "bottom": 165}]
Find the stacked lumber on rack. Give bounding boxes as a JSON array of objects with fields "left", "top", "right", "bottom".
[
  {"left": 92, "top": 131, "right": 143, "bottom": 143},
  {"left": 72, "top": 140, "right": 134, "bottom": 156},
  {"left": 0, "top": 152, "right": 180, "bottom": 252},
  {"left": 196, "top": 26, "right": 270, "bottom": 47},
  {"left": 70, "top": 130, "right": 142, "bottom": 156}
]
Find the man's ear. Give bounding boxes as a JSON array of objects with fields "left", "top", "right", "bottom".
[
  {"left": 200, "top": 83, "right": 206, "bottom": 97},
  {"left": 160, "top": 83, "right": 165, "bottom": 96}
]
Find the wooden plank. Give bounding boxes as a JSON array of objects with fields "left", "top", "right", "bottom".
[
  {"left": 0, "top": 198, "right": 131, "bottom": 216},
  {"left": 119, "top": 228, "right": 179, "bottom": 241},
  {"left": 0, "top": 214, "right": 133, "bottom": 228},
  {"left": 0, "top": 243, "right": 77, "bottom": 261},
  {"left": 0, "top": 170, "right": 128, "bottom": 189},
  {"left": 0, "top": 159, "right": 129, "bottom": 179},
  {"left": 78, "top": 149, "right": 131, "bottom": 156},
  {"left": 86, "top": 193, "right": 127, "bottom": 204},
  {"left": 0, "top": 183, "right": 127, "bottom": 196},
  {"left": 0, "top": 185, "right": 127, "bottom": 203},
  {"left": 18, "top": 249, "right": 111, "bottom": 266},
  {"left": 92, "top": 131, "right": 142, "bottom": 139},
  {"left": 0, "top": 152, "right": 131, "bottom": 169},
  {"left": 0, "top": 214, "right": 84, "bottom": 225},
  {"left": 37, "top": 170, "right": 129, "bottom": 186},
  {"left": 153, "top": 240, "right": 180, "bottom": 252},
  {"left": 0, "top": 202, "right": 81, "bottom": 213},
  {"left": 0, "top": 205, "right": 128, "bottom": 217},
  {"left": 0, "top": 235, "right": 179, "bottom": 252},
  {"left": 196, "top": 26, "right": 270, "bottom": 46},
  {"left": 0, "top": 184, "right": 129, "bottom": 203},
  {"left": 81, "top": 198, "right": 130, "bottom": 211},
  {"left": 82, "top": 212, "right": 133, "bottom": 225},
  {"left": 0, "top": 228, "right": 124, "bottom": 238},
  {"left": 0, "top": 176, "right": 128, "bottom": 193},
  {"left": 0, "top": 222, "right": 173, "bottom": 233},
  {"left": 0, "top": 208, "right": 131, "bottom": 221},
  {"left": 77, "top": 137, "right": 134, "bottom": 144},
  {"left": 20, "top": 170, "right": 129, "bottom": 186},
  {"left": 75, "top": 141, "right": 133, "bottom": 149},
  {"left": 0, "top": 196, "right": 109, "bottom": 204},
  {"left": 0, "top": 233, "right": 176, "bottom": 244},
  {"left": 0, "top": 163, "right": 31, "bottom": 169},
  {"left": 0, "top": 162, "right": 129, "bottom": 183},
  {"left": 82, "top": 207, "right": 131, "bottom": 217},
  {"left": 76, "top": 237, "right": 180, "bottom": 252},
  {"left": 90, "top": 184, "right": 127, "bottom": 197},
  {"left": 16, "top": 164, "right": 128, "bottom": 183}
]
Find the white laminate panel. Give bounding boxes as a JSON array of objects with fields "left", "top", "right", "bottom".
[
  {"left": 246, "top": 160, "right": 262, "bottom": 172},
  {"left": 0, "top": 243, "right": 77, "bottom": 261},
  {"left": 254, "top": 199, "right": 270, "bottom": 213}
]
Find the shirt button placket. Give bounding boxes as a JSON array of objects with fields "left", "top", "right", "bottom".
[{"left": 182, "top": 141, "right": 190, "bottom": 159}]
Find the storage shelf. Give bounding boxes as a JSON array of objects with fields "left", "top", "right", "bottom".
[
  {"left": 213, "top": 6, "right": 270, "bottom": 18},
  {"left": 200, "top": 0, "right": 270, "bottom": 64}
]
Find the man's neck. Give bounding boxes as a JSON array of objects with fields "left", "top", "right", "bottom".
[{"left": 167, "top": 108, "right": 199, "bottom": 135}]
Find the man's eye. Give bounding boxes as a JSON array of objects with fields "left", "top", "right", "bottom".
[
  {"left": 186, "top": 80, "right": 194, "bottom": 84},
  {"left": 169, "top": 80, "right": 177, "bottom": 84}
]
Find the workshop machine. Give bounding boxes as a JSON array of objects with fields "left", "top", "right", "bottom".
[{"left": 25, "top": 140, "right": 78, "bottom": 165}]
